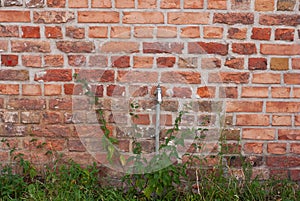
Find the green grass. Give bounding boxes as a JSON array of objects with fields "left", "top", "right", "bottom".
[{"left": 0, "top": 160, "right": 299, "bottom": 201}]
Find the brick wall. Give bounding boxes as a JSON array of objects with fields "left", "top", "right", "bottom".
[{"left": 0, "top": 0, "right": 300, "bottom": 180}]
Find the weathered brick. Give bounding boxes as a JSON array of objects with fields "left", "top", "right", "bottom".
[
  {"left": 31, "top": 125, "right": 71, "bottom": 138},
  {"left": 0, "top": 70, "right": 29, "bottom": 81},
  {"left": 259, "top": 14, "right": 300, "bottom": 26},
  {"left": 143, "top": 42, "right": 183, "bottom": 54},
  {"left": 133, "top": 56, "right": 153, "bottom": 68},
  {"left": 134, "top": 26, "right": 154, "bottom": 38},
  {"left": 161, "top": 71, "right": 201, "bottom": 84},
  {"left": 56, "top": 41, "right": 95, "bottom": 53},
  {"left": 252, "top": 73, "right": 281, "bottom": 84},
  {"left": 0, "top": 84, "right": 19, "bottom": 95},
  {"left": 34, "top": 11, "right": 75, "bottom": 24},
  {"left": 213, "top": 13, "right": 254, "bottom": 24},
  {"left": 243, "top": 143, "right": 263, "bottom": 154},
  {"left": 266, "top": 102, "right": 300, "bottom": 113},
  {"left": 34, "top": 69, "right": 72, "bottom": 82},
  {"left": 118, "top": 71, "right": 158, "bottom": 83},
  {"left": 49, "top": 98, "right": 72, "bottom": 110},
  {"left": 251, "top": 27, "right": 271, "bottom": 40},
  {"left": 123, "top": 12, "right": 164, "bottom": 24},
  {"left": 45, "top": 26, "right": 63, "bottom": 39},
  {"left": 160, "top": 0, "right": 180, "bottom": 8},
  {"left": 294, "top": 88, "right": 300, "bottom": 98},
  {"left": 188, "top": 42, "right": 228, "bottom": 55},
  {"left": 157, "top": 57, "right": 176, "bottom": 68},
  {"left": 75, "top": 69, "right": 115, "bottom": 82},
  {"left": 25, "top": 0, "right": 45, "bottom": 8},
  {"left": 275, "top": 28, "right": 294, "bottom": 41},
  {"left": 184, "top": 0, "right": 204, "bottom": 8},
  {"left": 101, "top": 41, "right": 139, "bottom": 53},
  {"left": 261, "top": 44, "right": 300, "bottom": 55},
  {"left": 1, "top": 55, "right": 18, "bottom": 66},
  {"left": 226, "top": 101, "right": 263, "bottom": 112},
  {"left": 236, "top": 114, "right": 269, "bottom": 126},
  {"left": 277, "top": 0, "right": 296, "bottom": 11},
  {"left": 107, "top": 85, "right": 125, "bottom": 97},
  {"left": 255, "top": 0, "right": 274, "bottom": 11},
  {"left": 21, "top": 26, "right": 40, "bottom": 38},
  {"left": 173, "top": 87, "right": 192, "bottom": 98},
  {"left": 179, "top": 57, "right": 198, "bottom": 68},
  {"left": 0, "top": 41, "right": 8, "bottom": 52},
  {"left": 228, "top": 27, "right": 247, "bottom": 40},
  {"left": 88, "top": 27, "right": 108, "bottom": 38},
  {"left": 231, "top": 0, "right": 250, "bottom": 10},
  {"left": 11, "top": 40, "right": 51, "bottom": 53},
  {"left": 44, "top": 55, "right": 64, "bottom": 67},
  {"left": 69, "top": 0, "right": 88, "bottom": 8},
  {"left": 197, "top": 86, "right": 215, "bottom": 98},
  {"left": 44, "top": 84, "right": 62, "bottom": 96},
  {"left": 22, "top": 55, "right": 42, "bottom": 67},
  {"left": 282, "top": 74, "right": 299, "bottom": 86},
  {"left": 292, "top": 58, "right": 300, "bottom": 69},
  {"left": 0, "top": 25, "right": 19, "bottom": 37},
  {"left": 0, "top": 11, "right": 30, "bottom": 22},
  {"left": 47, "top": 0, "right": 65, "bottom": 7},
  {"left": 4, "top": 0, "right": 22, "bottom": 6},
  {"left": 248, "top": 58, "right": 267, "bottom": 70},
  {"left": 268, "top": 143, "right": 286, "bottom": 155},
  {"left": 219, "top": 86, "right": 238, "bottom": 98},
  {"left": 7, "top": 98, "right": 46, "bottom": 110},
  {"left": 207, "top": 0, "right": 226, "bottom": 9},
  {"left": 242, "top": 128, "right": 275, "bottom": 140},
  {"left": 91, "top": 0, "right": 111, "bottom": 8},
  {"left": 225, "top": 58, "right": 244, "bottom": 70},
  {"left": 272, "top": 115, "right": 292, "bottom": 126},
  {"left": 232, "top": 43, "right": 256, "bottom": 55},
  {"left": 88, "top": 55, "right": 108, "bottom": 67},
  {"left": 278, "top": 129, "right": 300, "bottom": 140},
  {"left": 180, "top": 26, "right": 200, "bottom": 38},
  {"left": 168, "top": 12, "right": 209, "bottom": 24},
  {"left": 267, "top": 156, "right": 300, "bottom": 168},
  {"left": 21, "top": 111, "right": 40, "bottom": 124},
  {"left": 241, "top": 87, "right": 268, "bottom": 98},
  {"left": 209, "top": 72, "right": 249, "bottom": 84},
  {"left": 66, "top": 26, "right": 85, "bottom": 39},
  {"left": 291, "top": 144, "right": 300, "bottom": 154},
  {"left": 68, "top": 55, "right": 86, "bottom": 67},
  {"left": 112, "top": 56, "right": 130, "bottom": 68},
  {"left": 203, "top": 26, "right": 223, "bottom": 39},
  {"left": 270, "top": 58, "right": 289, "bottom": 71}
]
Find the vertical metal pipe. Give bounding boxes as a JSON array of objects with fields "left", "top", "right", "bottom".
[{"left": 155, "top": 85, "right": 162, "bottom": 155}]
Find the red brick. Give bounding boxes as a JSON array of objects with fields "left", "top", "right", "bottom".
[
  {"left": 25, "top": 0, "right": 45, "bottom": 8},
  {"left": 0, "top": 41, "right": 8, "bottom": 52},
  {"left": 290, "top": 169, "right": 300, "bottom": 181},
  {"left": 88, "top": 27, "right": 108, "bottom": 38},
  {"left": 49, "top": 98, "right": 72, "bottom": 110},
  {"left": 130, "top": 85, "right": 148, "bottom": 97},
  {"left": 137, "top": 0, "right": 156, "bottom": 8},
  {"left": 22, "top": 55, "right": 42, "bottom": 68},
  {"left": 123, "top": 12, "right": 164, "bottom": 24},
  {"left": 161, "top": 0, "right": 180, "bottom": 8},
  {"left": 143, "top": 42, "right": 183, "bottom": 54},
  {"left": 157, "top": 57, "right": 176, "bottom": 68},
  {"left": 47, "top": 0, "right": 66, "bottom": 7},
  {"left": 278, "top": 129, "right": 300, "bottom": 140},
  {"left": 284, "top": 73, "right": 300, "bottom": 84},
  {"left": 78, "top": 11, "right": 119, "bottom": 23},
  {"left": 268, "top": 143, "right": 286, "bottom": 155},
  {"left": 44, "top": 84, "right": 62, "bottom": 96},
  {"left": 0, "top": 11, "right": 30, "bottom": 22},
  {"left": 134, "top": 26, "right": 154, "bottom": 38},
  {"left": 157, "top": 26, "right": 177, "bottom": 38},
  {"left": 294, "top": 88, "right": 300, "bottom": 98},
  {"left": 296, "top": 115, "right": 300, "bottom": 126},
  {"left": 56, "top": 41, "right": 95, "bottom": 53},
  {"left": 69, "top": 0, "right": 88, "bottom": 7},
  {"left": 203, "top": 26, "right": 223, "bottom": 39},
  {"left": 132, "top": 114, "right": 150, "bottom": 125},
  {"left": 111, "top": 26, "right": 130, "bottom": 38},
  {"left": 291, "top": 144, "right": 300, "bottom": 154},
  {"left": 197, "top": 86, "right": 215, "bottom": 98},
  {"left": 275, "top": 28, "right": 294, "bottom": 41},
  {"left": 277, "top": 0, "right": 296, "bottom": 11},
  {"left": 292, "top": 58, "right": 300, "bottom": 69},
  {"left": 178, "top": 57, "right": 198, "bottom": 68},
  {"left": 213, "top": 13, "right": 254, "bottom": 24},
  {"left": 226, "top": 101, "right": 263, "bottom": 112},
  {"left": 118, "top": 71, "right": 158, "bottom": 83},
  {"left": 255, "top": 0, "right": 274, "bottom": 11},
  {"left": 231, "top": 0, "right": 250, "bottom": 10},
  {"left": 1, "top": 55, "right": 18, "bottom": 67},
  {"left": 259, "top": 14, "right": 300, "bottom": 26},
  {"left": 161, "top": 71, "right": 201, "bottom": 84},
  {"left": 219, "top": 87, "right": 238, "bottom": 98},
  {"left": 225, "top": 58, "right": 244, "bottom": 70},
  {"left": 0, "top": 84, "right": 19, "bottom": 95},
  {"left": 266, "top": 102, "right": 300, "bottom": 113},
  {"left": 0, "top": 25, "right": 19, "bottom": 37},
  {"left": 34, "top": 11, "right": 75, "bottom": 24},
  {"left": 236, "top": 114, "right": 269, "bottom": 126},
  {"left": 248, "top": 58, "right": 267, "bottom": 70},
  {"left": 75, "top": 69, "right": 115, "bottom": 82},
  {"left": 267, "top": 156, "right": 300, "bottom": 168},
  {"left": 232, "top": 43, "right": 256, "bottom": 55},
  {"left": 188, "top": 42, "right": 228, "bottom": 55},
  {"left": 22, "top": 84, "right": 42, "bottom": 96},
  {"left": 227, "top": 27, "right": 247, "bottom": 40},
  {"left": 44, "top": 55, "right": 64, "bottom": 67},
  {"left": 66, "top": 26, "right": 85, "bottom": 39},
  {"left": 207, "top": 0, "right": 226, "bottom": 9},
  {"left": 272, "top": 115, "right": 292, "bottom": 126},
  {"left": 0, "top": 70, "right": 29, "bottom": 81},
  {"left": 112, "top": 56, "right": 130, "bottom": 68},
  {"left": 68, "top": 55, "right": 86, "bottom": 67},
  {"left": 133, "top": 56, "right": 153, "bottom": 68},
  {"left": 12, "top": 40, "right": 51, "bottom": 53},
  {"left": 107, "top": 85, "right": 125, "bottom": 97},
  {"left": 101, "top": 42, "right": 139, "bottom": 53},
  {"left": 180, "top": 26, "right": 200, "bottom": 38},
  {"left": 7, "top": 98, "right": 46, "bottom": 110},
  {"left": 242, "top": 128, "right": 275, "bottom": 140},
  {"left": 64, "top": 84, "right": 83, "bottom": 95},
  {"left": 251, "top": 27, "right": 271, "bottom": 40},
  {"left": 241, "top": 87, "right": 268, "bottom": 98},
  {"left": 271, "top": 87, "right": 291, "bottom": 98},
  {"left": 209, "top": 72, "right": 249, "bottom": 84},
  {"left": 21, "top": 26, "right": 40, "bottom": 38},
  {"left": 116, "top": 0, "right": 135, "bottom": 8},
  {"left": 168, "top": 12, "right": 209, "bottom": 24},
  {"left": 173, "top": 87, "right": 192, "bottom": 98},
  {"left": 91, "top": 0, "right": 112, "bottom": 7},
  {"left": 243, "top": 143, "right": 263, "bottom": 154},
  {"left": 252, "top": 73, "right": 281, "bottom": 84},
  {"left": 34, "top": 69, "right": 72, "bottom": 82},
  {"left": 184, "top": 0, "right": 204, "bottom": 8},
  {"left": 88, "top": 55, "right": 108, "bottom": 67},
  {"left": 45, "top": 26, "right": 63, "bottom": 39}
]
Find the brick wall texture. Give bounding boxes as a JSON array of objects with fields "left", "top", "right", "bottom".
[{"left": 0, "top": 0, "right": 300, "bottom": 180}]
